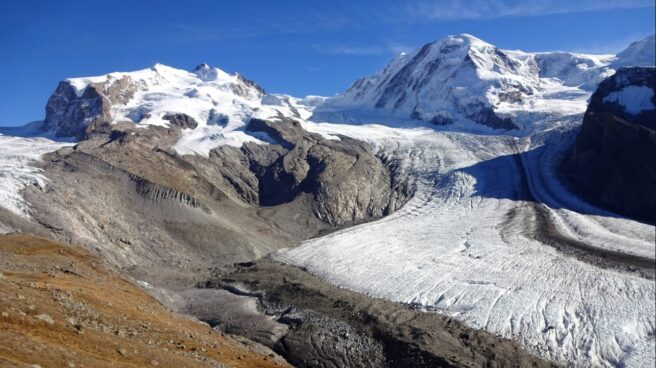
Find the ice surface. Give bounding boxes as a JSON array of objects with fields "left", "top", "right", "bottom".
[
  {"left": 0, "top": 132, "right": 73, "bottom": 218},
  {"left": 276, "top": 118, "right": 656, "bottom": 368}
]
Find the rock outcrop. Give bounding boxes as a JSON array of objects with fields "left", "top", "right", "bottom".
[
  {"left": 563, "top": 67, "right": 656, "bottom": 224},
  {"left": 43, "top": 76, "right": 136, "bottom": 139},
  {"left": 25, "top": 115, "right": 410, "bottom": 288}
]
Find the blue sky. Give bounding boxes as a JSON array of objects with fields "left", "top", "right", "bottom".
[{"left": 0, "top": 0, "right": 654, "bottom": 126}]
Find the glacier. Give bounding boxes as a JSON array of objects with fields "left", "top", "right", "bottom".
[
  {"left": 274, "top": 34, "right": 656, "bottom": 368},
  {"left": 275, "top": 117, "right": 655, "bottom": 368},
  {"left": 0, "top": 32, "right": 654, "bottom": 367}
]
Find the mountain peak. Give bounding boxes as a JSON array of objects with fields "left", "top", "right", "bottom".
[
  {"left": 441, "top": 33, "right": 493, "bottom": 49},
  {"left": 313, "top": 33, "right": 538, "bottom": 129},
  {"left": 191, "top": 63, "right": 231, "bottom": 82},
  {"left": 43, "top": 62, "right": 266, "bottom": 143},
  {"left": 613, "top": 34, "right": 656, "bottom": 68}
]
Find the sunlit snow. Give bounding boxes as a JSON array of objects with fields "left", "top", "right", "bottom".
[
  {"left": 603, "top": 85, "right": 655, "bottom": 115},
  {"left": 0, "top": 131, "right": 73, "bottom": 218}
]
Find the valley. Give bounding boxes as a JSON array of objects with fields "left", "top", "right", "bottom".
[{"left": 0, "top": 33, "right": 654, "bottom": 368}]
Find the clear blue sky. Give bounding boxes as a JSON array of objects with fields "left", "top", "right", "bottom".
[{"left": 0, "top": 0, "right": 654, "bottom": 126}]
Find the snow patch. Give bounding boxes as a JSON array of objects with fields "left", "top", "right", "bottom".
[{"left": 603, "top": 86, "right": 655, "bottom": 115}]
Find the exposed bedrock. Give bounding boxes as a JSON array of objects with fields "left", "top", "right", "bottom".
[
  {"left": 42, "top": 76, "right": 136, "bottom": 139},
  {"left": 562, "top": 67, "right": 656, "bottom": 224},
  {"left": 24, "top": 117, "right": 410, "bottom": 287}
]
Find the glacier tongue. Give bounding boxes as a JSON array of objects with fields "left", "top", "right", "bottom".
[{"left": 274, "top": 118, "right": 656, "bottom": 368}]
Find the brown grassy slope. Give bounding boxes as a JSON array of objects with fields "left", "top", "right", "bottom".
[{"left": 0, "top": 234, "right": 290, "bottom": 368}]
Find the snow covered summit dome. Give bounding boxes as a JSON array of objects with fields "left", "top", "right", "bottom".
[
  {"left": 310, "top": 33, "right": 643, "bottom": 130},
  {"left": 41, "top": 63, "right": 271, "bottom": 153}
]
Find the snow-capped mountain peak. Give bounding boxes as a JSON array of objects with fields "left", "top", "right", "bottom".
[
  {"left": 313, "top": 34, "right": 549, "bottom": 129},
  {"left": 312, "top": 34, "right": 655, "bottom": 131},
  {"left": 42, "top": 63, "right": 280, "bottom": 156},
  {"left": 612, "top": 34, "right": 656, "bottom": 68}
]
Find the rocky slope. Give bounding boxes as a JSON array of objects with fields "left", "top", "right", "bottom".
[
  {"left": 23, "top": 115, "right": 408, "bottom": 288},
  {"left": 0, "top": 233, "right": 290, "bottom": 368},
  {"left": 0, "top": 63, "right": 407, "bottom": 290},
  {"left": 562, "top": 67, "right": 656, "bottom": 224}
]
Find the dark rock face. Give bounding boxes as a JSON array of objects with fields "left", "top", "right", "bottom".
[
  {"left": 43, "top": 77, "right": 136, "bottom": 139},
  {"left": 227, "top": 117, "right": 410, "bottom": 225},
  {"left": 43, "top": 82, "right": 107, "bottom": 139},
  {"left": 459, "top": 102, "right": 518, "bottom": 130},
  {"left": 26, "top": 116, "right": 410, "bottom": 288},
  {"left": 162, "top": 113, "right": 199, "bottom": 129},
  {"left": 563, "top": 67, "right": 656, "bottom": 224}
]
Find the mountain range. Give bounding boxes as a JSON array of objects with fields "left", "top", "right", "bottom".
[{"left": 1, "top": 33, "right": 655, "bottom": 368}]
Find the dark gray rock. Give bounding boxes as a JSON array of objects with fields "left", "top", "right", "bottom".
[
  {"left": 162, "top": 113, "right": 199, "bottom": 129},
  {"left": 562, "top": 67, "right": 656, "bottom": 224},
  {"left": 42, "top": 76, "right": 136, "bottom": 139}
]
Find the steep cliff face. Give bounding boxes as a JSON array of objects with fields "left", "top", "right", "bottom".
[
  {"left": 563, "top": 67, "right": 656, "bottom": 224},
  {"left": 42, "top": 79, "right": 121, "bottom": 139}
]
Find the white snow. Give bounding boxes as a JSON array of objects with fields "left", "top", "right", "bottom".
[
  {"left": 66, "top": 63, "right": 270, "bottom": 157},
  {"left": 312, "top": 34, "right": 619, "bottom": 127},
  {"left": 603, "top": 86, "right": 655, "bottom": 115},
  {"left": 0, "top": 131, "right": 73, "bottom": 218},
  {"left": 63, "top": 64, "right": 330, "bottom": 157},
  {"left": 275, "top": 118, "right": 656, "bottom": 368},
  {"left": 612, "top": 34, "right": 656, "bottom": 68}
]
